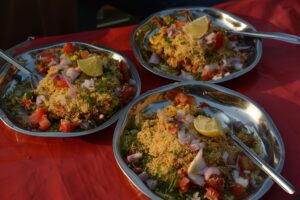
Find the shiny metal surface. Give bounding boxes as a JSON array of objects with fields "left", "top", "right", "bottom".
[
  {"left": 131, "top": 7, "right": 262, "bottom": 83},
  {"left": 200, "top": 104, "right": 294, "bottom": 194},
  {"left": 227, "top": 30, "right": 300, "bottom": 44},
  {"left": 0, "top": 49, "right": 42, "bottom": 88},
  {"left": 0, "top": 42, "right": 141, "bottom": 137},
  {"left": 113, "top": 82, "right": 284, "bottom": 200}
]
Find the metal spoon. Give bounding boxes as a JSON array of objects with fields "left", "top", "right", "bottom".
[
  {"left": 202, "top": 106, "right": 296, "bottom": 195},
  {"left": 227, "top": 30, "right": 300, "bottom": 44},
  {"left": 0, "top": 49, "right": 41, "bottom": 88}
]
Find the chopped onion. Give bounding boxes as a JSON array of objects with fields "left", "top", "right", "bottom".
[
  {"left": 138, "top": 172, "right": 149, "bottom": 182},
  {"left": 127, "top": 152, "right": 142, "bottom": 162},
  {"left": 179, "top": 70, "right": 194, "bottom": 80},
  {"left": 222, "top": 151, "right": 229, "bottom": 163},
  {"left": 212, "top": 74, "right": 222, "bottom": 80},
  {"left": 80, "top": 121, "right": 90, "bottom": 129},
  {"left": 224, "top": 72, "right": 231, "bottom": 76},
  {"left": 232, "top": 170, "right": 240, "bottom": 180},
  {"left": 235, "top": 176, "right": 249, "bottom": 188},
  {"left": 228, "top": 57, "right": 243, "bottom": 70},
  {"left": 48, "top": 58, "right": 58, "bottom": 66},
  {"left": 192, "top": 192, "right": 201, "bottom": 200},
  {"left": 204, "top": 63, "right": 218, "bottom": 72},
  {"left": 190, "top": 142, "right": 205, "bottom": 152},
  {"left": 190, "top": 143, "right": 200, "bottom": 152},
  {"left": 191, "top": 139, "right": 200, "bottom": 144},
  {"left": 60, "top": 54, "right": 72, "bottom": 66},
  {"left": 176, "top": 109, "right": 186, "bottom": 120},
  {"left": 53, "top": 64, "right": 68, "bottom": 70},
  {"left": 81, "top": 79, "right": 95, "bottom": 90},
  {"left": 205, "top": 32, "right": 216, "bottom": 44},
  {"left": 185, "top": 114, "right": 195, "bottom": 124},
  {"left": 148, "top": 53, "right": 160, "bottom": 64},
  {"left": 203, "top": 167, "right": 220, "bottom": 180},
  {"left": 167, "top": 25, "right": 176, "bottom": 38},
  {"left": 65, "top": 68, "right": 80, "bottom": 82},
  {"left": 36, "top": 95, "right": 46, "bottom": 106},
  {"left": 178, "top": 128, "right": 192, "bottom": 144},
  {"left": 146, "top": 179, "right": 158, "bottom": 189}
]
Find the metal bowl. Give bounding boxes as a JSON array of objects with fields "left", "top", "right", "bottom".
[
  {"left": 131, "top": 7, "right": 262, "bottom": 83},
  {"left": 0, "top": 42, "right": 141, "bottom": 137},
  {"left": 113, "top": 82, "right": 284, "bottom": 199}
]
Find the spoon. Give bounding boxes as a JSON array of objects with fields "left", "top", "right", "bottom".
[
  {"left": 202, "top": 106, "right": 296, "bottom": 195},
  {"left": 0, "top": 49, "right": 42, "bottom": 88},
  {"left": 227, "top": 30, "right": 300, "bottom": 44}
]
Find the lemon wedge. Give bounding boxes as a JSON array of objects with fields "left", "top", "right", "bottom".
[
  {"left": 193, "top": 115, "right": 222, "bottom": 137},
  {"left": 77, "top": 56, "right": 103, "bottom": 77},
  {"left": 184, "top": 16, "right": 209, "bottom": 39}
]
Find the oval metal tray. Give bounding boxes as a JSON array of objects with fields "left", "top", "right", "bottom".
[
  {"left": 0, "top": 42, "right": 141, "bottom": 137},
  {"left": 113, "top": 82, "right": 284, "bottom": 200},
  {"left": 131, "top": 7, "right": 262, "bottom": 83}
]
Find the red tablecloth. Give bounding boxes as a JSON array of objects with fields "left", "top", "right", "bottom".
[{"left": 1, "top": 0, "right": 300, "bottom": 199}]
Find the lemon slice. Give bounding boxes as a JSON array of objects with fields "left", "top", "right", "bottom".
[
  {"left": 184, "top": 16, "right": 209, "bottom": 39},
  {"left": 193, "top": 115, "right": 222, "bottom": 137},
  {"left": 77, "top": 56, "right": 103, "bottom": 77}
]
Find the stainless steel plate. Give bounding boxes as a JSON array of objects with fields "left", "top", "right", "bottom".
[
  {"left": 131, "top": 7, "right": 262, "bottom": 83},
  {"left": 113, "top": 82, "right": 284, "bottom": 200},
  {"left": 0, "top": 42, "right": 141, "bottom": 137}
]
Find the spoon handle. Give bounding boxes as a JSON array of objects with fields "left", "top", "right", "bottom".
[
  {"left": 228, "top": 30, "right": 300, "bottom": 44},
  {"left": 0, "top": 49, "right": 31, "bottom": 76},
  {"left": 231, "top": 134, "right": 296, "bottom": 195}
]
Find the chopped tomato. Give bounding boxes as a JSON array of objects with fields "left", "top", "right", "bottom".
[
  {"left": 21, "top": 98, "right": 33, "bottom": 109},
  {"left": 80, "top": 50, "right": 89, "bottom": 59},
  {"left": 53, "top": 76, "right": 68, "bottom": 88},
  {"left": 37, "top": 64, "right": 48, "bottom": 74},
  {"left": 213, "top": 32, "right": 225, "bottom": 50},
  {"left": 165, "top": 89, "right": 179, "bottom": 101},
  {"left": 29, "top": 107, "right": 47, "bottom": 126},
  {"left": 39, "top": 50, "right": 50, "bottom": 57},
  {"left": 176, "top": 177, "right": 190, "bottom": 193},
  {"left": 177, "top": 168, "right": 187, "bottom": 178},
  {"left": 239, "top": 154, "right": 256, "bottom": 171},
  {"left": 38, "top": 114, "right": 51, "bottom": 131},
  {"left": 230, "top": 184, "right": 246, "bottom": 197},
  {"left": 119, "top": 85, "right": 136, "bottom": 104},
  {"left": 199, "top": 102, "right": 210, "bottom": 108},
  {"left": 174, "top": 93, "right": 195, "bottom": 105},
  {"left": 43, "top": 55, "right": 55, "bottom": 64},
  {"left": 201, "top": 67, "right": 214, "bottom": 81},
  {"left": 63, "top": 42, "right": 78, "bottom": 54},
  {"left": 204, "top": 187, "right": 220, "bottom": 200},
  {"left": 168, "top": 126, "right": 179, "bottom": 134},
  {"left": 59, "top": 120, "right": 74, "bottom": 132},
  {"left": 175, "top": 21, "right": 185, "bottom": 28},
  {"left": 119, "top": 60, "right": 130, "bottom": 83},
  {"left": 206, "top": 175, "right": 225, "bottom": 191}
]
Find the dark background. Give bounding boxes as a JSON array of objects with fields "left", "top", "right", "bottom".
[{"left": 0, "top": 0, "right": 228, "bottom": 50}]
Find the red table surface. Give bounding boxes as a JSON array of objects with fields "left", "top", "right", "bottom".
[{"left": 1, "top": 0, "right": 300, "bottom": 199}]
